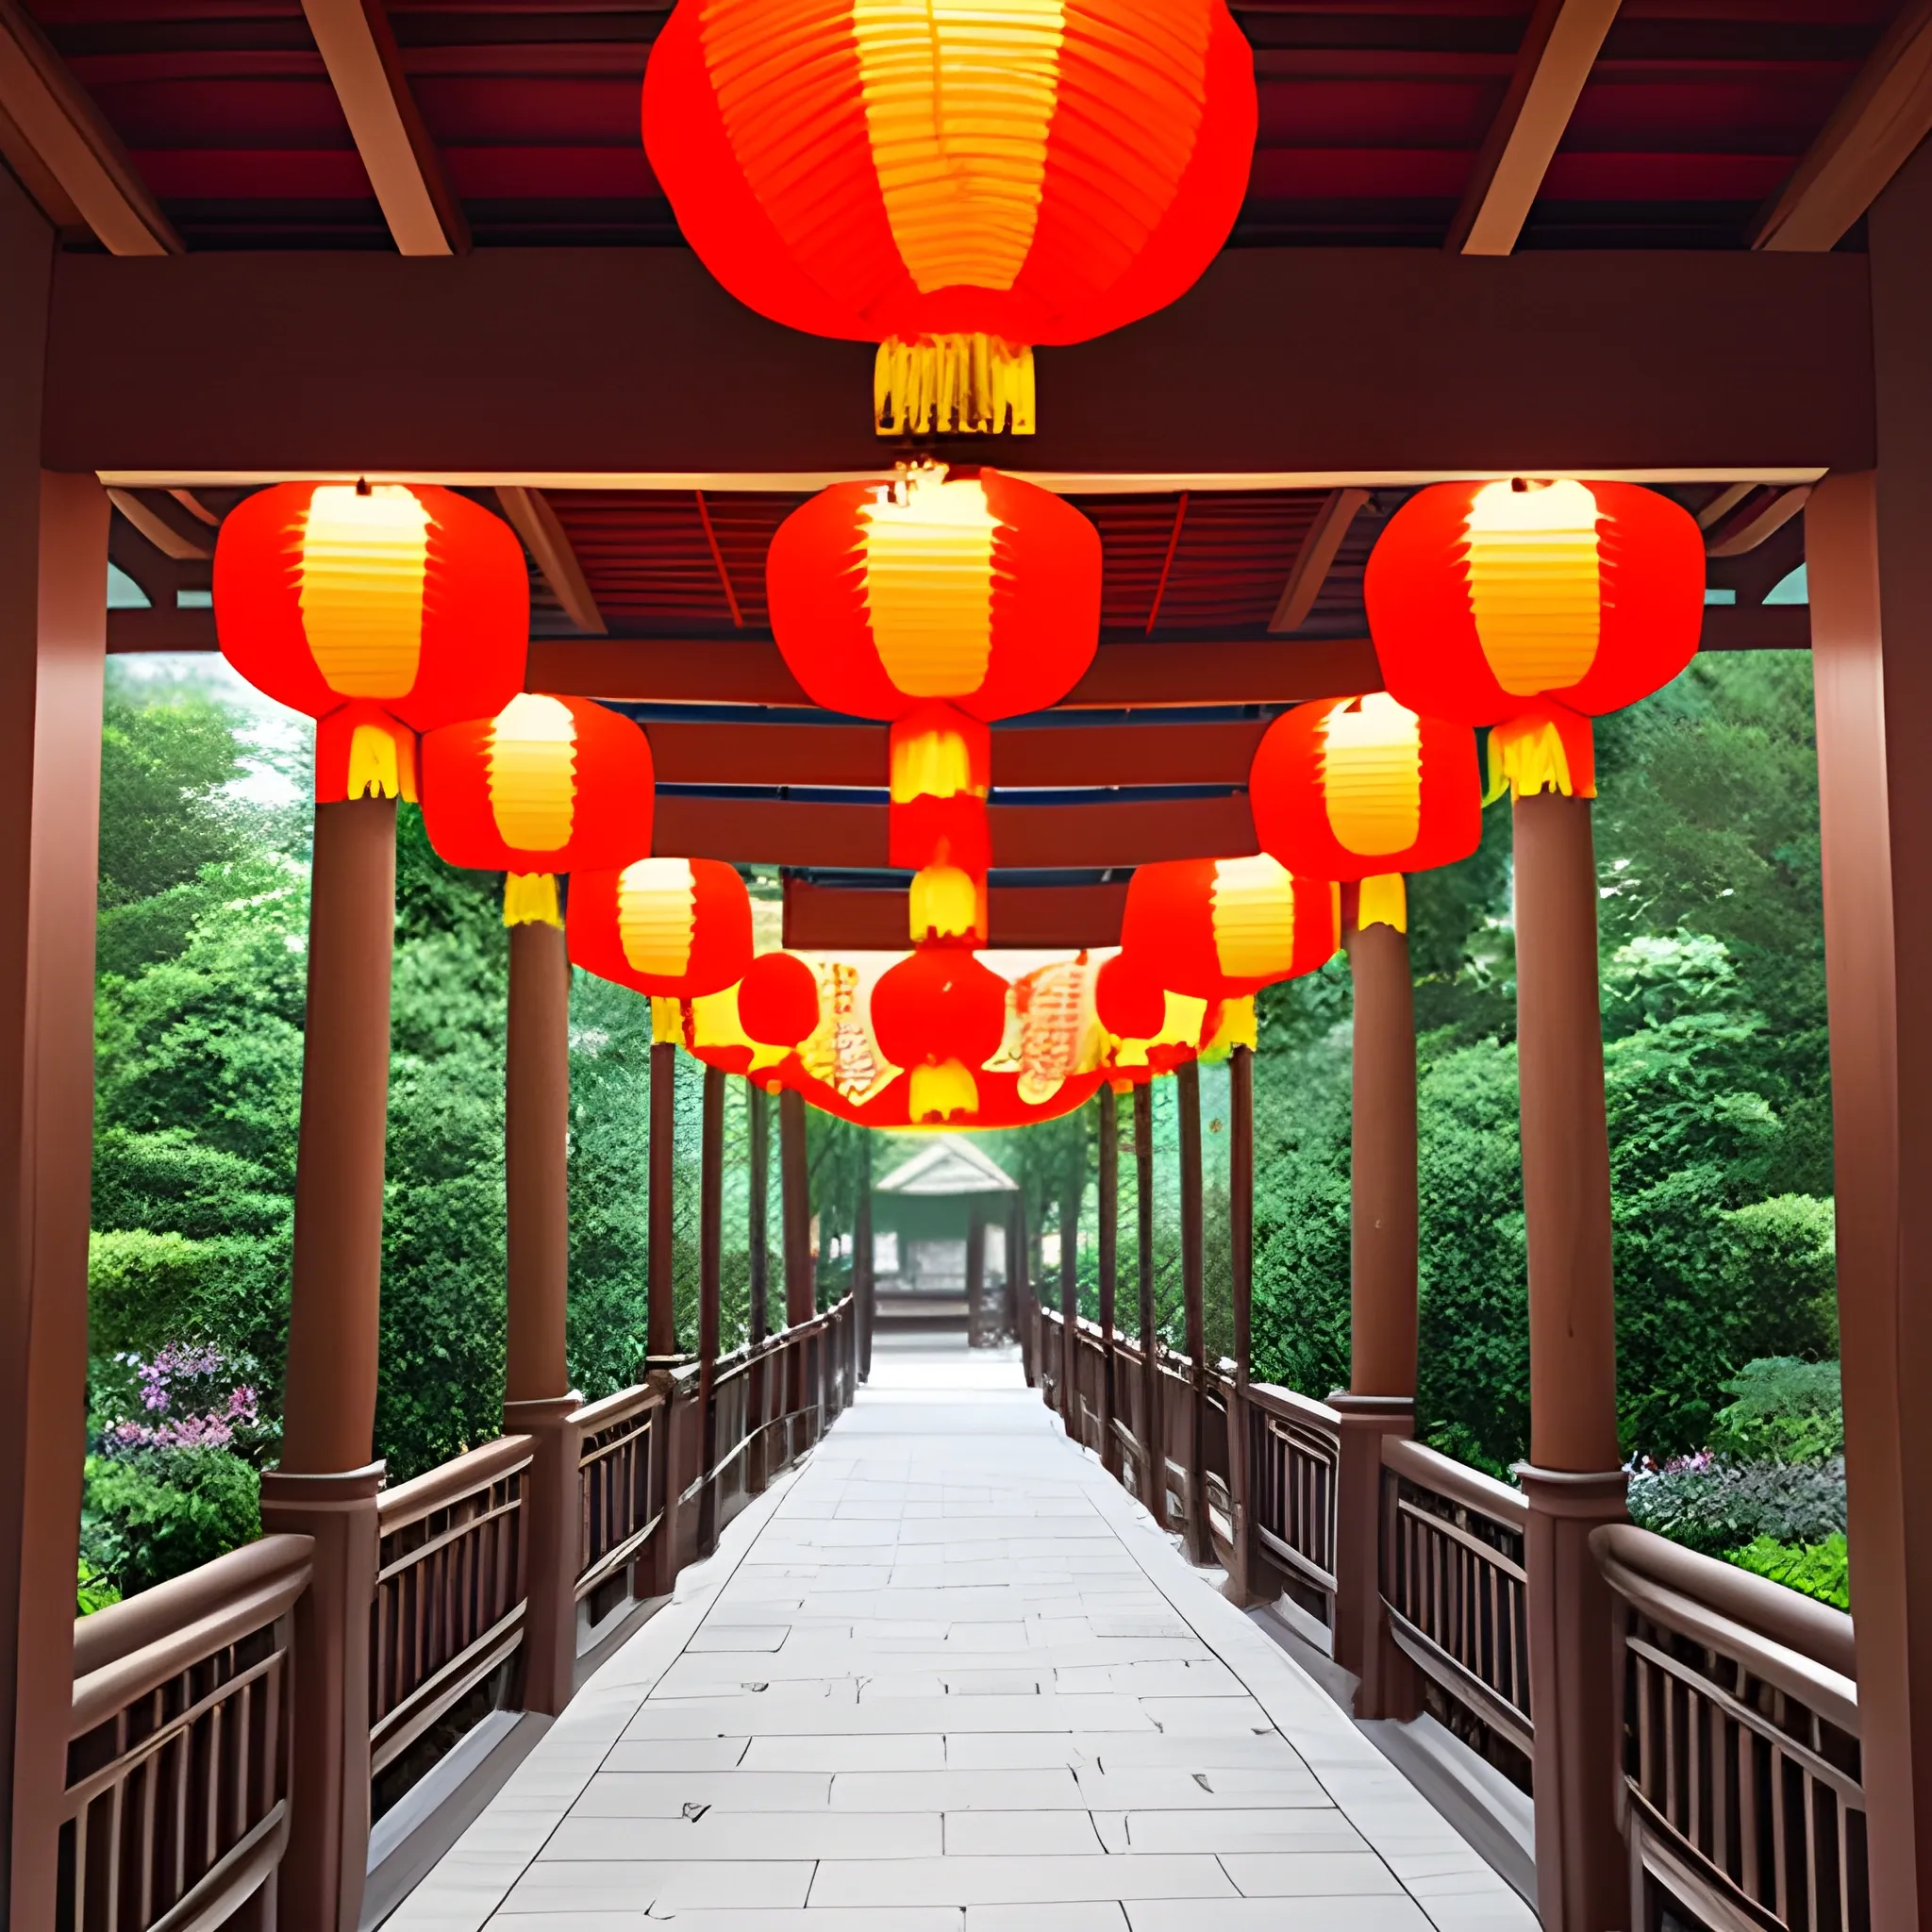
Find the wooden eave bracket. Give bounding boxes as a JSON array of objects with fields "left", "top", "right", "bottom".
[
  {"left": 1270, "top": 488, "right": 1370, "bottom": 634},
  {"left": 301, "top": 0, "right": 468, "bottom": 257},
  {"left": 496, "top": 487, "right": 607, "bottom": 635},
  {"left": 0, "top": 0, "right": 178, "bottom": 254}
]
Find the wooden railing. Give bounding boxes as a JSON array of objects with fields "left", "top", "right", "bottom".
[
  {"left": 62, "top": 1535, "right": 312, "bottom": 1932},
  {"left": 370, "top": 1436, "right": 530, "bottom": 1775},
  {"left": 1247, "top": 1383, "right": 1342, "bottom": 1620},
  {"left": 1594, "top": 1524, "right": 1865, "bottom": 1932},
  {"left": 572, "top": 1384, "right": 663, "bottom": 1605},
  {"left": 1381, "top": 1434, "right": 1533, "bottom": 1758}
]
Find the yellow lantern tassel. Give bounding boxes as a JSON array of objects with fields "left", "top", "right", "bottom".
[
  {"left": 503, "top": 873, "right": 562, "bottom": 927},
  {"left": 908, "top": 1059, "right": 978, "bottom": 1123},
  {"left": 318, "top": 703, "right": 417, "bottom": 803},
  {"left": 909, "top": 864, "right": 986, "bottom": 943},
  {"left": 874, "top": 334, "right": 1036, "bottom": 437},
  {"left": 649, "top": 996, "right": 687, "bottom": 1047},
  {"left": 1356, "top": 874, "right": 1407, "bottom": 933},
  {"left": 1487, "top": 706, "right": 1597, "bottom": 801}
]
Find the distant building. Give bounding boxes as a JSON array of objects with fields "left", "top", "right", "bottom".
[{"left": 871, "top": 1137, "right": 1017, "bottom": 1345}]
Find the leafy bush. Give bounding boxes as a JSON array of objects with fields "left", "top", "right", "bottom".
[
  {"left": 1626, "top": 1457, "right": 1846, "bottom": 1557},
  {"left": 81, "top": 1449, "right": 260, "bottom": 1596},
  {"left": 1727, "top": 1533, "right": 1850, "bottom": 1611},
  {"left": 1708, "top": 1356, "right": 1842, "bottom": 1464}
]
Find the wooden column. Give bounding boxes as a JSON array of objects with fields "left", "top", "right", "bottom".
[
  {"left": 855, "top": 1141, "right": 874, "bottom": 1380},
  {"left": 0, "top": 412, "right": 110, "bottom": 1930},
  {"left": 1097, "top": 1085, "right": 1122, "bottom": 1480},
  {"left": 1134, "top": 1082, "right": 1167, "bottom": 1529},
  {"left": 748, "top": 1082, "right": 770, "bottom": 1348},
  {"left": 1175, "top": 1060, "right": 1211, "bottom": 1562},
  {"left": 646, "top": 1040, "right": 677, "bottom": 1362},
  {"left": 1807, "top": 156, "right": 1932, "bottom": 1919},
  {"left": 965, "top": 1205, "right": 986, "bottom": 1348},
  {"left": 501, "top": 920, "right": 580, "bottom": 1718},
  {"left": 1223, "top": 1045, "right": 1258, "bottom": 1601},
  {"left": 696, "top": 1063, "right": 724, "bottom": 1553},
  {"left": 1331, "top": 905, "right": 1422, "bottom": 1718},
  {"left": 780, "top": 1088, "right": 812, "bottom": 1327},
  {"left": 1513, "top": 787, "right": 1626, "bottom": 1932},
  {"left": 1059, "top": 1181, "right": 1079, "bottom": 1439},
  {"left": 1012, "top": 1195, "right": 1035, "bottom": 1386}
]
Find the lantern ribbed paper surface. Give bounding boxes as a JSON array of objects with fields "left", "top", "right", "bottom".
[
  {"left": 569, "top": 857, "right": 755, "bottom": 999},
  {"left": 215, "top": 481, "right": 528, "bottom": 803},
  {"left": 1121, "top": 854, "right": 1337, "bottom": 998},
  {"left": 1365, "top": 479, "right": 1704, "bottom": 799},
  {"left": 643, "top": 0, "right": 1256, "bottom": 433},
  {"left": 421, "top": 694, "right": 655, "bottom": 925}
]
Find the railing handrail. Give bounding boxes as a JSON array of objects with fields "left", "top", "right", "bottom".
[
  {"left": 377, "top": 1434, "right": 532, "bottom": 1535},
  {"left": 1247, "top": 1381, "right": 1343, "bottom": 1436},
  {"left": 70, "top": 1534, "right": 314, "bottom": 1738},
  {"left": 1592, "top": 1522, "right": 1858, "bottom": 1730},
  {"left": 571, "top": 1381, "right": 662, "bottom": 1436},
  {"left": 1383, "top": 1433, "right": 1529, "bottom": 1528}
]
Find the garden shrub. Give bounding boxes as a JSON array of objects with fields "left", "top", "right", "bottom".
[
  {"left": 81, "top": 1450, "right": 261, "bottom": 1597},
  {"left": 1625, "top": 1457, "right": 1846, "bottom": 1557},
  {"left": 1728, "top": 1533, "right": 1850, "bottom": 1611},
  {"left": 1707, "top": 1356, "right": 1842, "bottom": 1464}
]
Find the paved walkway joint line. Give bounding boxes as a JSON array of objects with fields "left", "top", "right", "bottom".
[{"left": 391, "top": 1339, "right": 1536, "bottom": 1931}]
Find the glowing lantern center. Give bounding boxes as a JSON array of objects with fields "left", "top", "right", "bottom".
[
  {"left": 618, "top": 858, "right": 698, "bottom": 975},
  {"left": 296, "top": 485, "right": 430, "bottom": 698},
  {"left": 1209, "top": 854, "right": 1297, "bottom": 980},
  {"left": 858, "top": 467, "right": 999, "bottom": 695},
  {"left": 1463, "top": 478, "right": 1603, "bottom": 697},
  {"left": 486, "top": 692, "right": 579, "bottom": 853},
  {"left": 890, "top": 709, "right": 987, "bottom": 802},
  {"left": 1319, "top": 691, "right": 1422, "bottom": 857}
]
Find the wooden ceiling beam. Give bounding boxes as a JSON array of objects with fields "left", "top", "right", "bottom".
[
  {"left": 1705, "top": 486, "right": 1811, "bottom": 559},
  {"left": 1269, "top": 488, "right": 1370, "bottom": 634},
  {"left": 300, "top": 0, "right": 467, "bottom": 257},
  {"left": 497, "top": 486, "right": 607, "bottom": 635},
  {"left": 106, "top": 489, "right": 210, "bottom": 562},
  {"left": 1754, "top": 1, "right": 1932, "bottom": 253},
  {"left": 785, "top": 880, "right": 1128, "bottom": 953},
  {"left": 0, "top": 0, "right": 178, "bottom": 254},
  {"left": 1448, "top": 0, "right": 1623, "bottom": 256}
]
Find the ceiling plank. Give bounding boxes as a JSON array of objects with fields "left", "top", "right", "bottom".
[
  {"left": 785, "top": 879, "right": 1127, "bottom": 953},
  {"left": 497, "top": 486, "right": 607, "bottom": 636},
  {"left": 1448, "top": 0, "right": 1623, "bottom": 256},
  {"left": 300, "top": 0, "right": 468, "bottom": 257},
  {"left": 1754, "top": 1, "right": 1932, "bottom": 253},
  {"left": 106, "top": 489, "right": 210, "bottom": 561},
  {"left": 1269, "top": 488, "right": 1370, "bottom": 633},
  {"left": 0, "top": 0, "right": 179, "bottom": 254}
]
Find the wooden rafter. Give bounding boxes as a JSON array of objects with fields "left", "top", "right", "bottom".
[
  {"left": 1269, "top": 488, "right": 1370, "bottom": 634},
  {"left": 300, "top": 0, "right": 467, "bottom": 257},
  {"left": 1448, "top": 0, "right": 1623, "bottom": 256},
  {"left": 1754, "top": 1, "right": 1932, "bottom": 253},
  {"left": 1705, "top": 487, "right": 1811, "bottom": 559},
  {"left": 0, "top": 0, "right": 178, "bottom": 254},
  {"left": 692, "top": 491, "right": 745, "bottom": 630},
  {"left": 106, "top": 489, "right": 209, "bottom": 562},
  {"left": 1144, "top": 492, "right": 1190, "bottom": 634},
  {"left": 495, "top": 486, "right": 606, "bottom": 636}
]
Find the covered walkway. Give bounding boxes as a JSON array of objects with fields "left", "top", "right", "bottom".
[{"left": 393, "top": 1340, "right": 1532, "bottom": 1932}]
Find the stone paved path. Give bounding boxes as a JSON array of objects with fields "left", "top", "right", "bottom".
[{"left": 392, "top": 1339, "right": 1537, "bottom": 1931}]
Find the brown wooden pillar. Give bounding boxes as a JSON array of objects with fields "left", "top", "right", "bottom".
[
  {"left": 1513, "top": 788, "right": 1626, "bottom": 1932},
  {"left": 1134, "top": 1081, "right": 1167, "bottom": 1529},
  {"left": 1012, "top": 1195, "right": 1034, "bottom": 1386},
  {"left": 257, "top": 790, "right": 397, "bottom": 1932},
  {"left": 502, "top": 920, "right": 580, "bottom": 1718},
  {"left": 1223, "top": 1045, "right": 1258, "bottom": 1601},
  {"left": 0, "top": 441, "right": 110, "bottom": 1931},
  {"left": 1175, "top": 1060, "right": 1211, "bottom": 1561},
  {"left": 646, "top": 1039, "right": 678, "bottom": 1362},
  {"left": 855, "top": 1141, "right": 874, "bottom": 1380},
  {"left": 1059, "top": 1179, "right": 1080, "bottom": 1439},
  {"left": 1807, "top": 167, "right": 1932, "bottom": 1921},
  {"left": 748, "top": 1082, "right": 770, "bottom": 1348},
  {"left": 1097, "top": 1085, "right": 1122, "bottom": 1480},
  {"left": 1331, "top": 904, "right": 1421, "bottom": 1718},
  {"left": 696, "top": 1064, "right": 724, "bottom": 1552},
  {"left": 780, "top": 1088, "right": 812, "bottom": 1328}
]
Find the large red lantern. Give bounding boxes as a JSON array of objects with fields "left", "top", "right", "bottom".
[
  {"left": 420, "top": 694, "right": 654, "bottom": 925},
  {"left": 215, "top": 481, "right": 528, "bottom": 803},
  {"left": 1365, "top": 479, "right": 1704, "bottom": 799},
  {"left": 1248, "top": 692, "right": 1481, "bottom": 932},
  {"left": 767, "top": 464, "right": 1100, "bottom": 722},
  {"left": 1095, "top": 950, "right": 1167, "bottom": 1042},
  {"left": 642, "top": 0, "right": 1257, "bottom": 435},
  {"left": 738, "top": 952, "right": 823, "bottom": 1048},
  {"left": 569, "top": 858, "right": 755, "bottom": 1000},
  {"left": 1121, "top": 854, "right": 1337, "bottom": 999},
  {"left": 869, "top": 949, "right": 1010, "bottom": 1124}
]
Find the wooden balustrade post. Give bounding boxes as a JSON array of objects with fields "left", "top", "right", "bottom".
[
  {"left": 1097, "top": 1085, "right": 1122, "bottom": 1480},
  {"left": 780, "top": 1089, "right": 811, "bottom": 1446},
  {"left": 1135, "top": 1082, "right": 1168, "bottom": 1530},
  {"left": 1223, "top": 1045, "right": 1262, "bottom": 1603},
  {"left": 746, "top": 1082, "right": 772, "bottom": 1490},
  {"left": 1331, "top": 905, "right": 1422, "bottom": 1718},
  {"left": 0, "top": 455, "right": 110, "bottom": 1932},
  {"left": 696, "top": 1065, "right": 724, "bottom": 1554},
  {"left": 257, "top": 792, "right": 396, "bottom": 1932},
  {"left": 646, "top": 1039, "right": 678, "bottom": 1364},
  {"left": 1513, "top": 789, "right": 1628, "bottom": 1932},
  {"left": 1176, "top": 1061, "right": 1212, "bottom": 1562},
  {"left": 502, "top": 920, "right": 582, "bottom": 1720},
  {"left": 856, "top": 1136, "right": 874, "bottom": 1379},
  {"left": 1059, "top": 1182, "right": 1079, "bottom": 1439}
]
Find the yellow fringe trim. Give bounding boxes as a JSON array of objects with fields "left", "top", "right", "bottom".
[
  {"left": 874, "top": 334, "right": 1035, "bottom": 437},
  {"left": 1356, "top": 873, "right": 1407, "bottom": 933},
  {"left": 908, "top": 1059, "right": 978, "bottom": 1123},
  {"left": 1486, "top": 711, "right": 1597, "bottom": 802},
  {"left": 649, "top": 996, "right": 686, "bottom": 1047},
  {"left": 346, "top": 720, "right": 416, "bottom": 802},
  {"left": 503, "top": 873, "right": 562, "bottom": 927},
  {"left": 908, "top": 864, "right": 985, "bottom": 943}
]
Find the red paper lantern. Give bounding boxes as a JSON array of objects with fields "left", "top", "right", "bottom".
[
  {"left": 767, "top": 464, "right": 1100, "bottom": 722},
  {"left": 1365, "top": 479, "right": 1704, "bottom": 799},
  {"left": 420, "top": 694, "right": 654, "bottom": 925},
  {"left": 1248, "top": 692, "right": 1481, "bottom": 932},
  {"left": 1121, "top": 854, "right": 1336, "bottom": 999},
  {"left": 215, "top": 481, "right": 528, "bottom": 803},
  {"left": 869, "top": 948, "right": 1010, "bottom": 1124},
  {"left": 738, "top": 952, "right": 822, "bottom": 1048},
  {"left": 642, "top": 0, "right": 1257, "bottom": 434},
  {"left": 1095, "top": 950, "right": 1166, "bottom": 1041},
  {"left": 569, "top": 858, "right": 755, "bottom": 999}
]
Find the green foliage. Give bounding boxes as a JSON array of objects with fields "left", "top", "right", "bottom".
[
  {"left": 1709, "top": 1356, "right": 1843, "bottom": 1464},
  {"left": 80, "top": 1449, "right": 261, "bottom": 1596},
  {"left": 77, "top": 1558, "right": 121, "bottom": 1617},
  {"left": 1727, "top": 1533, "right": 1850, "bottom": 1611},
  {"left": 1626, "top": 1457, "right": 1846, "bottom": 1557}
]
